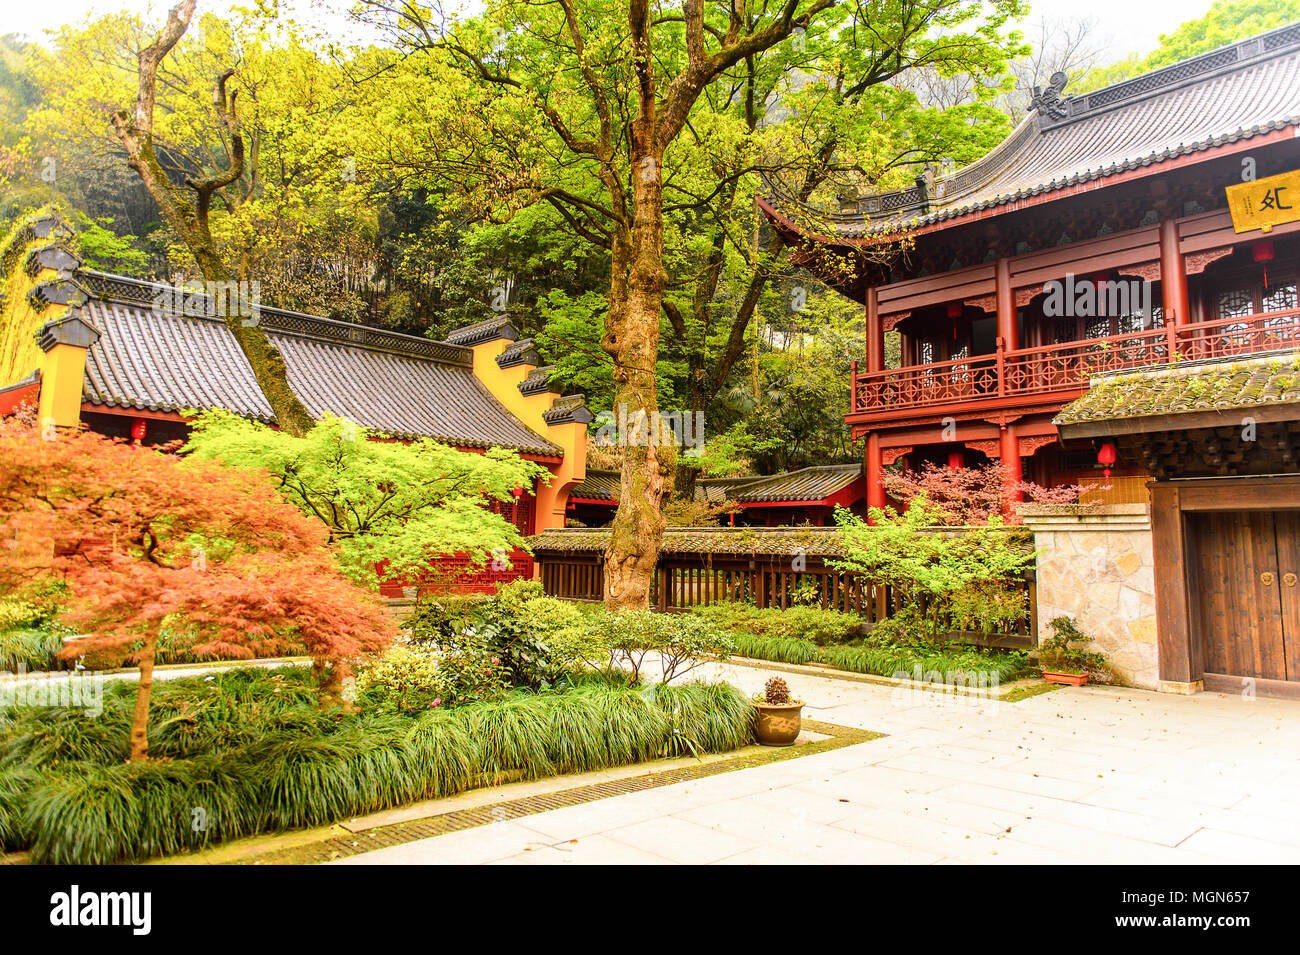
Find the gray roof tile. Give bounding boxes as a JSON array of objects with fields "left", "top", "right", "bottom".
[
  {"left": 765, "top": 24, "right": 1300, "bottom": 238},
  {"left": 77, "top": 277, "right": 560, "bottom": 455},
  {"left": 443, "top": 315, "right": 518, "bottom": 346},
  {"left": 699, "top": 465, "right": 862, "bottom": 503}
]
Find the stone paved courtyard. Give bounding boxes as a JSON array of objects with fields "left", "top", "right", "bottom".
[{"left": 336, "top": 663, "right": 1300, "bottom": 865}]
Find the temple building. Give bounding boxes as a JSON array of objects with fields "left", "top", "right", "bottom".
[
  {"left": 763, "top": 23, "right": 1300, "bottom": 696},
  {"left": 762, "top": 22, "right": 1300, "bottom": 512},
  {"left": 0, "top": 220, "right": 592, "bottom": 594},
  {"left": 569, "top": 464, "right": 866, "bottom": 527}
]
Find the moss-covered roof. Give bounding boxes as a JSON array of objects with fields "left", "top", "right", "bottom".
[
  {"left": 529, "top": 526, "right": 851, "bottom": 557},
  {"left": 530, "top": 524, "right": 1030, "bottom": 556},
  {"left": 1055, "top": 353, "right": 1300, "bottom": 428}
]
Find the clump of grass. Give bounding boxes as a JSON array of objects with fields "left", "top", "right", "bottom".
[
  {"left": 2, "top": 667, "right": 753, "bottom": 864},
  {"left": 0, "top": 629, "right": 65, "bottom": 672},
  {"left": 728, "top": 635, "right": 1029, "bottom": 684},
  {"left": 731, "top": 633, "right": 820, "bottom": 665}
]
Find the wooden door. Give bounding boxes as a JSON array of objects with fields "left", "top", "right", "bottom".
[
  {"left": 1192, "top": 512, "right": 1287, "bottom": 680},
  {"left": 1274, "top": 512, "right": 1300, "bottom": 679}
]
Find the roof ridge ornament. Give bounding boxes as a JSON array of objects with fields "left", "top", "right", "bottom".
[{"left": 1029, "top": 71, "right": 1070, "bottom": 124}]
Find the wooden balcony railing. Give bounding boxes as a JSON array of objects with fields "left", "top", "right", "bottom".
[{"left": 851, "top": 307, "right": 1300, "bottom": 415}]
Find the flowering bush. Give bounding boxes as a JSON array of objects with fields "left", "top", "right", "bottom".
[
  {"left": 356, "top": 642, "right": 511, "bottom": 713},
  {"left": 882, "top": 462, "right": 1085, "bottom": 525},
  {"left": 356, "top": 644, "right": 451, "bottom": 713}
]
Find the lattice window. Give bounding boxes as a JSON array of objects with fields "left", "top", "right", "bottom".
[
  {"left": 1084, "top": 318, "right": 1111, "bottom": 340},
  {"left": 1263, "top": 282, "right": 1298, "bottom": 314},
  {"left": 488, "top": 494, "right": 534, "bottom": 536},
  {"left": 1218, "top": 288, "right": 1253, "bottom": 319}
]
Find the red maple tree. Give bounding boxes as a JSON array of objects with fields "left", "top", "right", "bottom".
[
  {"left": 0, "top": 415, "right": 395, "bottom": 760},
  {"left": 881, "top": 461, "right": 1087, "bottom": 526}
]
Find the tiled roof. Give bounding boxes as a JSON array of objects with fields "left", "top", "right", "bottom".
[
  {"left": 73, "top": 272, "right": 560, "bottom": 455},
  {"left": 529, "top": 526, "right": 854, "bottom": 557},
  {"left": 570, "top": 468, "right": 621, "bottom": 501},
  {"left": 542, "top": 393, "right": 594, "bottom": 425},
  {"left": 519, "top": 365, "right": 558, "bottom": 396},
  {"left": 764, "top": 23, "right": 1300, "bottom": 238},
  {"left": 696, "top": 465, "right": 862, "bottom": 504},
  {"left": 443, "top": 315, "right": 518, "bottom": 346},
  {"left": 496, "top": 337, "right": 541, "bottom": 369},
  {"left": 719, "top": 464, "right": 862, "bottom": 503},
  {"left": 1055, "top": 353, "right": 1300, "bottom": 428}
]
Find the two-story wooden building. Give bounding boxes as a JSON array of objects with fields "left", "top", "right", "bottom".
[
  {"left": 762, "top": 23, "right": 1300, "bottom": 511},
  {"left": 763, "top": 24, "right": 1300, "bottom": 695}
]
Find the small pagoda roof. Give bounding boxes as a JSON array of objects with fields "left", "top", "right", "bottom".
[
  {"left": 763, "top": 23, "right": 1300, "bottom": 241},
  {"left": 699, "top": 464, "right": 863, "bottom": 504},
  {"left": 443, "top": 315, "right": 518, "bottom": 346},
  {"left": 569, "top": 468, "right": 621, "bottom": 501}
]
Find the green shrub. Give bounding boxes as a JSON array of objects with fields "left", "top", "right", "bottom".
[
  {"left": 687, "top": 603, "right": 860, "bottom": 646},
  {"left": 0, "top": 667, "right": 754, "bottom": 863},
  {"left": 1038, "top": 616, "right": 1108, "bottom": 677},
  {"left": 408, "top": 585, "right": 605, "bottom": 688},
  {"left": 583, "top": 610, "right": 736, "bottom": 683}
]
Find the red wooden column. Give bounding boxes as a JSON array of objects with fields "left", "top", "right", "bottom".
[
  {"left": 1159, "top": 219, "right": 1190, "bottom": 327},
  {"left": 999, "top": 423, "right": 1022, "bottom": 513},
  {"left": 865, "top": 287, "right": 884, "bottom": 373},
  {"left": 865, "top": 432, "right": 886, "bottom": 516},
  {"left": 995, "top": 257, "right": 1019, "bottom": 351}
]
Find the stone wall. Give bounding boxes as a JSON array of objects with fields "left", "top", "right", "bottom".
[{"left": 1020, "top": 504, "right": 1158, "bottom": 690}]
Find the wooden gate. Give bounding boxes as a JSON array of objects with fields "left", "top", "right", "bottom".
[{"left": 1191, "top": 511, "right": 1300, "bottom": 684}]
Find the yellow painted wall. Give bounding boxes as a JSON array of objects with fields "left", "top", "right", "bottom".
[
  {"left": 467, "top": 337, "right": 586, "bottom": 532},
  {"left": 0, "top": 242, "right": 64, "bottom": 388},
  {"left": 37, "top": 342, "right": 90, "bottom": 427}
]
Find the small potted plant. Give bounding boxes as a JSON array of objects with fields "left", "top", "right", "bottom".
[
  {"left": 753, "top": 676, "right": 804, "bottom": 746},
  {"left": 1037, "top": 616, "right": 1107, "bottom": 686}
]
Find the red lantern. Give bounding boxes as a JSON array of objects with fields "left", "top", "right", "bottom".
[
  {"left": 947, "top": 451, "right": 964, "bottom": 470},
  {"left": 1097, "top": 442, "right": 1117, "bottom": 490},
  {"left": 130, "top": 418, "right": 147, "bottom": 443},
  {"left": 512, "top": 485, "right": 524, "bottom": 498},
  {"left": 946, "top": 302, "right": 962, "bottom": 319},
  {"left": 1254, "top": 239, "right": 1275, "bottom": 289}
]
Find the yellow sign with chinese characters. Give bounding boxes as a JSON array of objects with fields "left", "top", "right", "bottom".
[{"left": 1226, "top": 169, "right": 1300, "bottom": 233}]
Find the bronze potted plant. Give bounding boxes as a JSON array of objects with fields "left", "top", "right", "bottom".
[
  {"left": 1038, "top": 616, "right": 1107, "bottom": 686},
  {"left": 753, "top": 677, "right": 804, "bottom": 746}
]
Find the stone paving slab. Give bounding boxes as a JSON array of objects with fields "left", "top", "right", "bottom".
[{"left": 336, "top": 661, "right": 1300, "bottom": 865}]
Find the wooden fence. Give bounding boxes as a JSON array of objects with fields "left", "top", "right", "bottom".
[{"left": 533, "top": 528, "right": 1036, "bottom": 647}]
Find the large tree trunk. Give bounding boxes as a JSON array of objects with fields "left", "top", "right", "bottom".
[
  {"left": 113, "top": 0, "right": 315, "bottom": 438},
  {"left": 602, "top": 215, "right": 672, "bottom": 606},
  {"left": 127, "top": 622, "right": 160, "bottom": 762}
]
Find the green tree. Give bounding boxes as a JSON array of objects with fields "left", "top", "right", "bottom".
[
  {"left": 353, "top": 0, "right": 1026, "bottom": 607},
  {"left": 1075, "top": 0, "right": 1300, "bottom": 92},
  {"left": 830, "top": 496, "right": 1034, "bottom": 642},
  {"left": 184, "top": 412, "right": 545, "bottom": 588}
]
